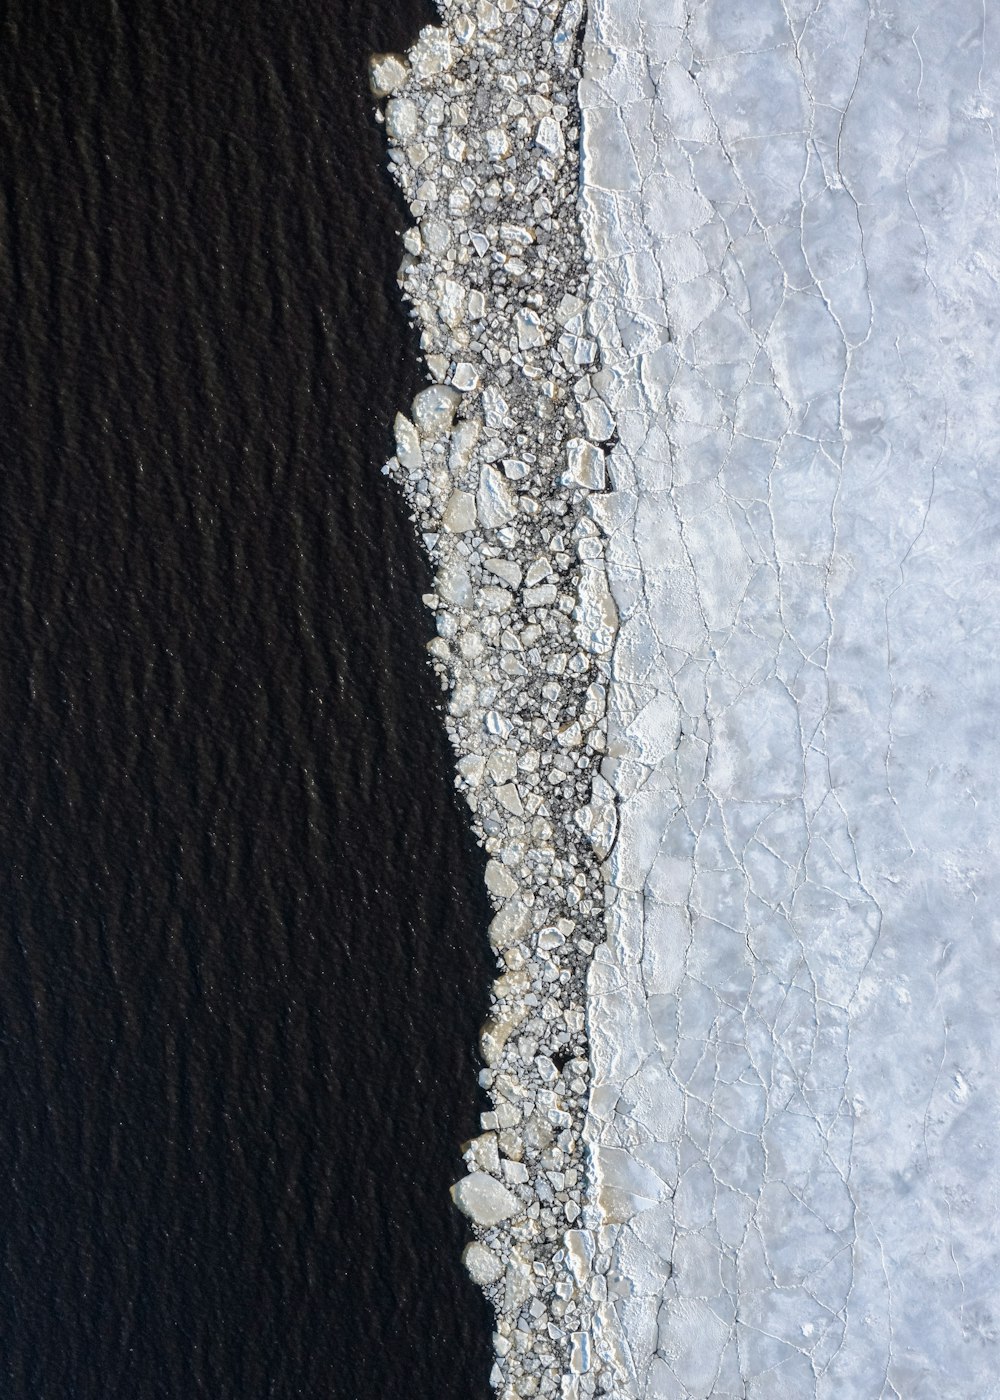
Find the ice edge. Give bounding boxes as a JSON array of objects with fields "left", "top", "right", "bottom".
[{"left": 373, "top": 2, "right": 628, "bottom": 1396}]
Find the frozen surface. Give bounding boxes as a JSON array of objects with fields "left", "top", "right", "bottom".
[{"left": 581, "top": 2, "right": 1000, "bottom": 1395}]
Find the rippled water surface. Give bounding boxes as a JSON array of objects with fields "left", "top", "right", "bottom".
[{"left": 0, "top": 2, "right": 493, "bottom": 1395}]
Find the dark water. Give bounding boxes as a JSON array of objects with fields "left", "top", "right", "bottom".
[{"left": 0, "top": 2, "right": 495, "bottom": 1397}]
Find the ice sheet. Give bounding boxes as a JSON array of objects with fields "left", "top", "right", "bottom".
[{"left": 582, "top": 3, "right": 1000, "bottom": 1394}]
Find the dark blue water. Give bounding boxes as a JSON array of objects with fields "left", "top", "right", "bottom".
[{"left": 0, "top": 2, "right": 494, "bottom": 1396}]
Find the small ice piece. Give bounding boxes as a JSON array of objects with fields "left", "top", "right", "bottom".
[
  {"left": 573, "top": 566, "right": 617, "bottom": 655},
  {"left": 438, "top": 279, "right": 466, "bottom": 329},
  {"left": 476, "top": 1, "right": 500, "bottom": 33},
  {"left": 409, "top": 26, "right": 453, "bottom": 79},
  {"left": 457, "top": 753, "right": 485, "bottom": 786},
  {"left": 486, "top": 750, "right": 517, "bottom": 782},
  {"left": 464, "top": 1132, "right": 500, "bottom": 1175},
  {"left": 565, "top": 1229, "right": 594, "bottom": 1285},
  {"left": 482, "top": 384, "right": 510, "bottom": 430},
  {"left": 480, "top": 437, "right": 506, "bottom": 464},
  {"left": 480, "top": 1011, "right": 521, "bottom": 1067},
  {"left": 501, "top": 224, "right": 534, "bottom": 249},
  {"left": 525, "top": 556, "right": 551, "bottom": 586},
  {"left": 425, "top": 353, "right": 449, "bottom": 383},
  {"left": 495, "top": 782, "right": 524, "bottom": 816},
  {"left": 570, "top": 1332, "right": 591, "bottom": 1375},
  {"left": 484, "top": 711, "right": 512, "bottom": 743},
  {"left": 420, "top": 217, "right": 451, "bottom": 255}
]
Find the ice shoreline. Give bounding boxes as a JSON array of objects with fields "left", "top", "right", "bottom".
[{"left": 372, "top": 3, "right": 622, "bottom": 1395}]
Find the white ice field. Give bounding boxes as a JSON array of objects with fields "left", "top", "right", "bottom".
[{"left": 584, "top": 2, "right": 1000, "bottom": 1396}]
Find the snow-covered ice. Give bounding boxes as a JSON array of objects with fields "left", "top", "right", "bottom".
[{"left": 583, "top": 1, "right": 1000, "bottom": 1395}]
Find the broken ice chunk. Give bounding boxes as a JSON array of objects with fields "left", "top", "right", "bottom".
[
  {"left": 462, "top": 1242, "right": 504, "bottom": 1286},
  {"left": 484, "top": 858, "right": 518, "bottom": 898},
  {"left": 436, "top": 561, "right": 473, "bottom": 607},
  {"left": 452, "top": 361, "right": 480, "bottom": 392},
  {"left": 393, "top": 413, "right": 423, "bottom": 471},
  {"left": 535, "top": 114, "right": 565, "bottom": 156},
  {"left": 449, "top": 417, "right": 481, "bottom": 473},
  {"left": 451, "top": 1172, "right": 520, "bottom": 1226},
  {"left": 573, "top": 774, "right": 618, "bottom": 859},
  {"left": 477, "top": 464, "right": 517, "bottom": 527},
  {"left": 384, "top": 96, "right": 418, "bottom": 143},
  {"left": 561, "top": 438, "right": 606, "bottom": 490},
  {"left": 581, "top": 397, "right": 615, "bottom": 442},
  {"left": 515, "top": 308, "right": 546, "bottom": 351},
  {"left": 412, "top": 384, "right": 461, "bottom": 437},
  {"left": 368, "top": 53, "right": 409, "bottom": 97},
  {"left": 483, "top": 557, "right": 522, "bottom": 589},
  {"left": 555, "top": 293, "right": 587, "bottom": 327},
  {"left": 574, "top": 566, "right": 617, "bottom": 654},
  {"left": 488, "top": 897, "right": 531, "bottom": 951},
  {"left": 482, "top": 384, "right": 511, "bottom": 430},
  {"left": 442, "top": 490, "right": 477, "bottom": 533}
]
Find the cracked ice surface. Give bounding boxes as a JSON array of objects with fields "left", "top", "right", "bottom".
[{"left": 581, "top": 1, "right": 1000, "bottom": 1395}]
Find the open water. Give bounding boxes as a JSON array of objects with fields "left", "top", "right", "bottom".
[{"left": 0, "top": 2, "right": 494, "bottom": 1396}]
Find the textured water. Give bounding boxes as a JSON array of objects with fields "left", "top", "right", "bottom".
[{"left": 0, "top": 2, "right": 494, "bottom": 1396}]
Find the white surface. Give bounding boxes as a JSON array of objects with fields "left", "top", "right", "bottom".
[{"left": 582, "top": 2, "right": 1000, "bottom": 1395}]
